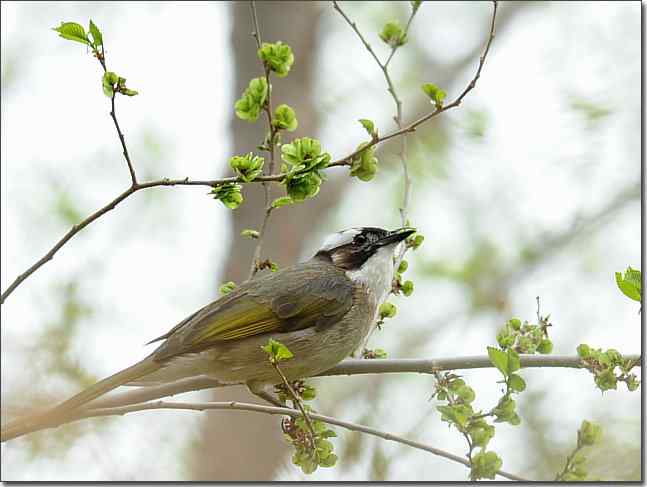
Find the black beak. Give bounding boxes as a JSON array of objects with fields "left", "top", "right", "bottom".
[{"left": 374, "top": 227, "right": 416, "bottom": 248}]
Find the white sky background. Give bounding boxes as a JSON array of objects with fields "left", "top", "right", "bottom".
[{"left": 1, "top": 1, "right": 642, "bottom": 481}]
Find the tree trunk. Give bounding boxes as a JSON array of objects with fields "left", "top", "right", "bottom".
[{"left": 190, "top": 2, "right": 340, "bottom": 480}]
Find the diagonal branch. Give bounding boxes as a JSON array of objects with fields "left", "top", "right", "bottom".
[
  {"left": 1, "top": 1, "right": 498, "bottom": 304},
  {"left": 11, "top": 399, "right": 530, "bottom": 481}
]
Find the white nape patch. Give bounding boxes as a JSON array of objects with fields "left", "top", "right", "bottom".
[{"left": 319, "top": 228, "right": 361, "bottom": 251}]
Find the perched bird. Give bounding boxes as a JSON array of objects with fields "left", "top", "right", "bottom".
[{"left": 1, "top": 226, "right": 414, "bottom": 441}]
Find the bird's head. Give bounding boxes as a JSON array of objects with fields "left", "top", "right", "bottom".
[{"left": 315, "top": 227, "right": 416, "bottom": 271}]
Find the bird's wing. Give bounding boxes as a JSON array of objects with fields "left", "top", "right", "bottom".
[{"left": 152, "top": 261, "right": 354, "bottom": 360}]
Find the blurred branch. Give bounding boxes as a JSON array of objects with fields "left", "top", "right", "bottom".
[
  {"left": 9, "top": 399, "right": 528, "bottom": 481},
  {"left": 82, "top": 353, "right": 641, "bottom": 411}
]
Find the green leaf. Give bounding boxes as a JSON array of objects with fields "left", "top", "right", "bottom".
[
  {"left": 379, "top": 302, "right": 397, "bottom": 319},
  {"left": 102, "top": 71, "right": 118, "bottom": 97},
  {"left": 235, "top": 77, "right": 268, "bottom": 122},
  {"left": 241, "top": 229, "right": 259, "bottom": 239},
  {"left": 273, "top": 104, "right": 298, "bottom": 131},
  {"left": 508, "top": 374, "right": 526, "bottom": 393},
  {"left": 487, "top": 346, "right": 509, "bottom": 377},
  {"left": 456, "top": 385, "right": 476, "bottom": 404},
  {"left": 210, "top": 182, "right": 243, "bottom": 209},
  {"left": 349, "top": 142, "right": 378, "bottom": 182},
  {"left": 120, "top": 88, "right": 139, "bottom": 97},
  {"left": 52, "top": 22, "right": 89, "bottom": 45},
  {"left": 261, "top": 338, "right": 294, "bottom": 362},
  {"left": 219, "top": 281, "right": 237, "bottom": 295},
  {"left": 579, "top": 420, "right": 602, "bottom": 446},
  {"left": 230, "top": 152, "right": 265, "bottom": 182},
  {"left": 577, "top": 343, "right": 591, "bottom": 358},
  {"left": 271, "top": 196, "right": 294, "bottom": 208},
  {"left": 508, "top": 318, "right": 522, "bottom": 330},
  {"left": 397, "top": 260, "right": 408, "bottom": 273},
  {"left": 507, "top": 349, "right": 521, "bottom": 374},
  {"left": 258, "top": 41, "right": 294, "bottom": 77},
  {"left": 88, "top": 19, "right": 103, "bottom": 48},
  {"left": 470, "top": 450, "right": 502, "bottom": 480},
  {"left": 379, "top": 20, "right": 407, "bottom": 47},
  {"left": 537, "top": 339, "right": 553, "bottom": 354},
  {"left": 615, "top": 267, "right": 641, "bottom": 302},
  {"left": 358, "top": 118, "right": 377, "bottom": 138},
  {"left": 421, "top": 82, "right": 446, "bottom": 107}
]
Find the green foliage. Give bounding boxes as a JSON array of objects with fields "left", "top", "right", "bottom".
[
  {"left": 362, "top": 348, "right": 388, "bottom": 359},
  {"left": 210, "top": 182, "right": 243, "bottom": 209},
  {"left": 555, "top": 420, "right": 602, "bottom": 481},
  {"left": 615, "top": 266, "right": 641, "bottom": 302},
  {"left": 379, "top": 21, "right": 407, "bottom": 47},
  {"left": 273, "top": 104, "right": 298, "bottom": 131},
  {"left": 577, "top": 344, "right": 640, "bottom": 392},
  {"left": 470, "top": 450, "right": 502, "bottom": 480},
  {"left": 258, "top": 41, "right": 294, "bottom": 77},
  {"left": 230, "top": 152, "right": 265, "bottom": 182},
  {"left": 241, "top": 229, "right": 260, "bottom": 239},
  {"left": 495, "top": 317, "right": 552, "bottom": 354},
  {"left": 235, "top": 77, "right": 269, "bottom": 122},
  {"left": 378, "top": 302, "right": 397, "bottom": 320},
  {"left": 410, "top": 0, "right": 423, "bottom": 12},
  {"left": 405, "top": 232, "right": 424, "bottom": 250},
  {"left": 102, "top": 71, "right": 138, "bottom": 98},
  {"left": 52, "top": 22, "right": 89, "bottom": 45},
  {"left": 285, "top": 414, "right": 338, "bottom": 474},
  {"left": 102, "top": 71, "right": 119, "bottom": 97},
  {"left": 358, "top": 119, "right": 378, "bottom": 139},
  {"left": 281, "top": 137, "right": 331, "bottom": 201},
  {"left": 88, "top": 20, "right": 103, "bottom": 48},
  {"left": 349, "top": 143, "right": 379, "bottom": 182},
  {"left": 261, "top": 338, "right": 294, "bottom": 363},
  {"left": 271, "top": 196, "right": 295, "bottom": 208},
  {"left": 421, "top": 82, "right": 446, "bottom": 108},
  {"left": 397, "top": 259, "right": 408, "bottom": 273},
  {"left": 219, "top": 281, "right": 237, "bottom": 295}
]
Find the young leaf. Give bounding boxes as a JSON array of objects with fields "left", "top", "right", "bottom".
[
  {"left": 262, "top": 338, "right": 294, "bottom": 362},
  {"left": 358, "top": 118, "right": 377, "bottom": 138},
  {"left": 88, "top": 19, "right": 103, "bottom": 48},
  {"left": 487, "top": 346, "right": 509, "bottom": 377},
  {"left": 508, "top": 374, "right": 526, "bottom": 393},
  {"left": 52, "top": 22, "right": 89, "bottom": 45},
  {"left": 615, "top": 267, "right": 641, "bottom": 302}
]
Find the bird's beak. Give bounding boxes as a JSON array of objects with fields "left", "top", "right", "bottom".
[{"left": 374, "top": 227, "right": 417, "bottom": 248}]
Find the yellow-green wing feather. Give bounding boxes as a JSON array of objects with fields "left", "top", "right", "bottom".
[{"left": 151, "top": 261, "right": 353, "bottom": 361}]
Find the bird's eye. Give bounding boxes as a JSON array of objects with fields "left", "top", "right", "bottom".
[{"left": 355, "top": 234, "right": 367, "bottom": 245}]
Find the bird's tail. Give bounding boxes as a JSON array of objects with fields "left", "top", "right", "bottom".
[{"left": 1, "top": 357, "right": 161, "bottom": 442}]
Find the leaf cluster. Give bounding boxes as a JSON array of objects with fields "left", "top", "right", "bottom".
[
  {"left": 210, "top": 183, "right": 243, "bottom": 209},
  {"left": 577, "top": 344, "right": 640, "bottom": 392},
  {"left": 280, "top": 137, "right": 331, "bottom": 202}
]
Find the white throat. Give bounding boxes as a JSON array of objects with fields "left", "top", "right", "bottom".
[{"left": 346, "top": 245, "right": 396, "bottom": 308}]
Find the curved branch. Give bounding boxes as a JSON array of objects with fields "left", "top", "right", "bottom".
[{"left": 20, "top": 399, "right": 530, "bottom": 481}]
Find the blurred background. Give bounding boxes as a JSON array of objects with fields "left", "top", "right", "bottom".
[{"left": 1, "top": 1, "right": 641, "bottom": 481}]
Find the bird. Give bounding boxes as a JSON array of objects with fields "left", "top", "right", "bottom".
[{"left": 1, "top": 226, "right": 415, "bottom": 441}]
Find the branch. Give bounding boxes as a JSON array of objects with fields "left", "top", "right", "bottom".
[
  {"left": 1, "top": 1, "right": 497, "bottom": 304},
  {"left": 248, "top": 0, "right": 278, "bottom": 279},
  {"left": 17, "top": 399, "right": 530, "bottom": 481},
  {"left": 81, "top": 353, "right": 641, "bottom": 412}
]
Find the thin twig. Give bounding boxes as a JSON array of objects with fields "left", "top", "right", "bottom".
[
  {"left": 332, "top": 0, "right": 419, "bottom": 229},
  {"left": 271, "top": 361, "right": 317, "bottom": 444},
  {"left": 248, "top": 0, "right": 278, "bottom": 279},
  {"left": 1, "top": 1, "right": 498, "bottom": 304},
  {"left": 8, "top": 399, "right": 528, "bottom": 481},
  {"left": 110, "top": 93, "right": 137, "bottom": 185}
]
